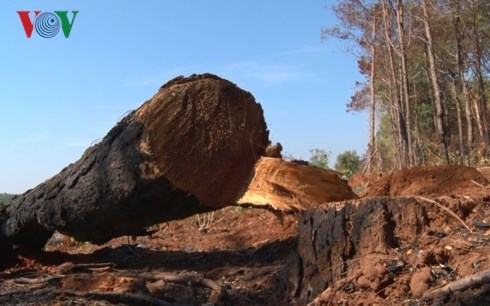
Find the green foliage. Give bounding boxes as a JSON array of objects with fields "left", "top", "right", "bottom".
[
  {"left": 335, "top": 150, "right": 361, "bottom": 179},
  {"left": 69, "top": 236, "right": 85, "bottom": 246},
  {"left": 376, "top": 113, "right": 397, "bottom": 171},
  {"left": 309, "top": 149, "right": 330, "bottom": 169},
  {"left": 415, "top": 102, "right": 434, "bottom": 133},
  {"left": 232, "top": 206, "right": 244, "bottom": 213},
  {"left": 0, "top": 193, "right": 15, "bottom": 208}
]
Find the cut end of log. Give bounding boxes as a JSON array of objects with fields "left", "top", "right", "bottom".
[
  {"left": 1, "top": 73, "right": 270, "bottom": 248},
  {"left": 135, "top": 73, "right": 270, "bottom": 207}
]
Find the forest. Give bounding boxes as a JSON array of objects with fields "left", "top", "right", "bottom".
[{"left": 325, "top": 0, "right": 490, "bottom": 171}]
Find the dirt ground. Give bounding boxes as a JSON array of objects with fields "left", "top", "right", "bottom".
[{"left": 1, "top": 165, "right": 489, "bottom": 305}]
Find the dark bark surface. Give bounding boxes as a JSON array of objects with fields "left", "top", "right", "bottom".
[
  {"left": 289, "top": 197, "right": 437, "bottom": 304},
  {"left": 0, "top": 74, "right": 269, "bottom": 250}
]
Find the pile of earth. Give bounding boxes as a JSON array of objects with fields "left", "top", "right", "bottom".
[{"left": 363, "top": 165, "right": 488, "bottom": 197}]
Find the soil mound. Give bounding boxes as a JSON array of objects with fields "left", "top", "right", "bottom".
[
  {"left": 364, "top": 165, "right": 488, "bottom": 197},
  {"left": 478, "top": 166, "right": 490, "bottom": 181}
]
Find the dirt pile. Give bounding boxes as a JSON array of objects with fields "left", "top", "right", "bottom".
[
  {"left": 478, "top": 166, "right": 490, "bottom": 181},
  {"left": 364, "top": 165, "right": 488, "bottom": 197}
]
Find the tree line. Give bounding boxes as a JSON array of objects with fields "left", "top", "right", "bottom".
[
  {"left": 308, "top": 149, "right": 362, "bottom": 179},
  {"left": 0, "top": 193, "right": 15, "bottom": 210},
  {"left": 325, "top": 0, "right": 490, "bottom": 171}
]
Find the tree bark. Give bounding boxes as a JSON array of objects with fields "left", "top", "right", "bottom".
[
  {"left": 396, "top": 0, "right": 413, "bottom": 167},
  {"left": 421, "top": 0, "right": 450, "bottom": 163},
  {"left": 382, "top": 0, "right": 409, "bottom": 168},
  {"left": 453, "top": 13, "right": 473, "bottom": 159},
  {"left": 450, "top": 75, "right": 465, "bottom": 164},
  {"left": 0, "top": 74, "right": 270, "bottom": 249},
  {"left": 368, "top": 13, "right": 378, "bottom": 173},
  {"left": 0, "top": 74, "right": 358, "bottom": 255},
  {"left": 289, "top": 197, "right": 435, "bottom": 304},
  {"left": 469, "top": 0, "right": 490, "bottom": 147}
]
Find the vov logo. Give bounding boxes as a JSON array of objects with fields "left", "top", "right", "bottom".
[{"left": 17, "top": 11, "right": 79, "bottom": 38}]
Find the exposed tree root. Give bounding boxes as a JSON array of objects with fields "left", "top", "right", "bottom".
[
  {"left": 473, "top": 220, "right": 490, "bottom": 228},
  {"left": 413, "top": 196, "right": 473, "bottom": 234},
  {"left": 55, "top": 262, "right": 115, "bottom": 274},
  {"left": 471, "top": 179, "right": 486, "bottom": 188},
  {"left": 0, "top": 266, "right": 224, "bottom": 305},
  {"left": 62, "top": 290, "right": 186, "bottom": 306},
  {"left": 0, "top": 286, "right": 49, "bottom": 298},
  {"left": 422, "top": 268, "right": 490, "bottom": 300},
  {"left": 119, "top": 271, "right": 223, "bottom": 295}
]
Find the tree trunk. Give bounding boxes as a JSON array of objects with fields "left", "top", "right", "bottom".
[
  {"left": 0, "top": 74, "right": 358, "bottom": 255},
  {"left": 0, "top": 74, "right": 270, "bottom": 249},
  {"left": 453, "top": 14, "right": 473, "bottom": 159},
  {"left": 368, "top": 14, "right": 377, "bottom": 173},
  {"left": 450, "top": 75, "right": 465, "bottom": 164},
  {"left": 382, "top": 0, "right": 409, "bottom": 168},
  {"left": 421, "top": 0, "right": 450, "bottom": 163},
  {"left": 288, "top": 197, "right": 440, "bottom": 304},
  {"left": 388, "top": 105, "right": 403, "bottom": 169},
  {"left": 472, "top": 35, "right": 490, "bottom": 148},
  {"left": 469, "top": 0, "right": 490, "bottom": 147},
  {"left": 396, "top": 0, "right": 414, "bottom": 167}
]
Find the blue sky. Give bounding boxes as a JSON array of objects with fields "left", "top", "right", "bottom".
[{"left": 0, "top": 1, "right": 367, "bottom": 193}]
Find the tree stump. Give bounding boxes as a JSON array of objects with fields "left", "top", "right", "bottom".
[{"left": 288, "top": 197, "right": 437, "bottom": 304}]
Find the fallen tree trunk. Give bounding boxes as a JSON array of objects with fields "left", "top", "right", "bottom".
[
  {"left": 0, "top": 73, "right": 357, "bottom": 255},
  {"left": 1, "top": 74, "right": 269, "bottom": 248}
]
